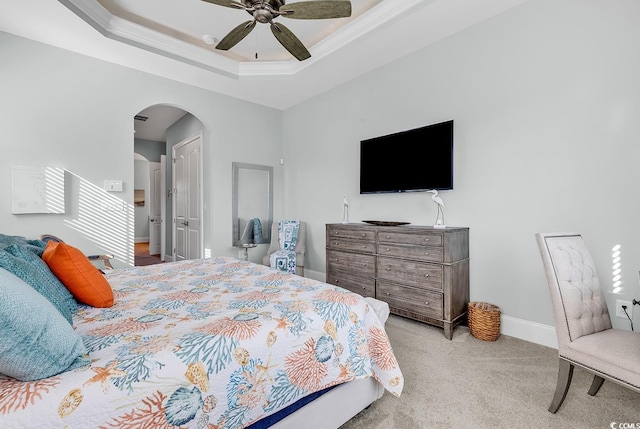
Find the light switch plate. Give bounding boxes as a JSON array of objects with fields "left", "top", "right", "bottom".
[{"left": 104, "top": 180, "right": 123, "bottom": 192}]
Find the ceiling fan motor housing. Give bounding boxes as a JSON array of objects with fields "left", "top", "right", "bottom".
[
  {"left": 245, "top": 0, "right": 284, "bottom": 10},
  {"left": 245, "top": 0, "right": 284, "bottom": 23}
]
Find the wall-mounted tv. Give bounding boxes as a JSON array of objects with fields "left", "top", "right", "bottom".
[{"left": 360, "top": 120, "right": 453, "bottom": 194}]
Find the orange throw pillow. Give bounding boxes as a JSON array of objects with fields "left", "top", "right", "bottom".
[{"left": 42, "top": 241, "right": 114, "bottom": 308}]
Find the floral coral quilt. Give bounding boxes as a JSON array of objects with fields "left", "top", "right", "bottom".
[{"left": 0, "top": 257, "right": 403, "bottom": 428}]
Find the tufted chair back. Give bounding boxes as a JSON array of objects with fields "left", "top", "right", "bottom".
[
  {"left": 536, "top": 233, "right": 611, "bottom": 345},
  {"left": 536, "top": 232, "right": 640, "bottom": 414}
]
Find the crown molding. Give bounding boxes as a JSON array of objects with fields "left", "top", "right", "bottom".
[
  {"left": 57, "top": 0, "right": 427, "bottom": 79},
  {"left": 58, "top": 0, "right": 241, "bottom": 78}
]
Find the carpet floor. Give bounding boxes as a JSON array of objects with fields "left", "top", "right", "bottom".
[{"left": 341, "top": 315, "right": 639, "bottom": 429}]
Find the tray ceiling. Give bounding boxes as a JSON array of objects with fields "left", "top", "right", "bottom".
[
  {"left": 0, "top": 0, "right": 529, "bottom": 109},
  {"left": 58, "top": 0, "right": 421, "bottom": 78}
]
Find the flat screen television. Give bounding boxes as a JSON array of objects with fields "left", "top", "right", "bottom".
[{"left": 360, "top": 120, "right": 454, "bottom": 194}]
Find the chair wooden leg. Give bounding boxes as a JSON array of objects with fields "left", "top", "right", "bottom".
[
  {"left": 587, "top": 375, "right": 605, "bottom": 396},
  {"left": 549, "top": 359, "right": 573, "bottom": 413}
]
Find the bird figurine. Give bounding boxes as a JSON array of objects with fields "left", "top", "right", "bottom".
[
  {"left": 342, "top": 195, "right": 350, "bottom": 224},
  {"left": 428, "top": 190, "right": 445, "bottom": 228}
]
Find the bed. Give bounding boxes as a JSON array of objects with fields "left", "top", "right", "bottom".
[{"left": 0, "top": 254, "right": 403, "bottom": 429}]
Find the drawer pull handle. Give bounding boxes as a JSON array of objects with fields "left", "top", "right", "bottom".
[
  {"left": 362, "top": 286, "right": 366, "bottom": 290},
  {"left": 425, "top": 238, "right": 429, "bottom": 242},
  {"left": 385, "top": 247, "right": 390, "bottom": 251},
  {"left": 425, "top": 274, "right": 430, "bottom": 277},
  {"left": 425, "top": 301, "right": 429, "bottom": 305},
  {"left": 335, "top": 280, "right": 340, "bottom": 283},
  {"left": 386, "top": 267, "right": 390, "bottom": 271},
  {"left": 424, "top": 252, "right": 429, "bottom": 255},
  {"left": 386, "top": 292, "right": 390, "bottom": 296},
  {"left": 362, "top": 245, "right": 366, "bottom": 248},
  {"left": 386, "top": 235, "right": 390, "bottom": 239},
  {"left": 362, "top": 263, "right": 367, "bottom": 267}
]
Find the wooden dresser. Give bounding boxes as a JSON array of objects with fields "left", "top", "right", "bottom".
[{"left": 326, "top": 223, "right": 469, "bottom": 339}]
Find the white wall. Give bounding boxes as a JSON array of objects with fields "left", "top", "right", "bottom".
[
  {"left": 0, "top": 32, "right": 283, "bottom": 266},
  {"left": 3, "top": 0, "right": 640, "bottom": 344},
  {"left": 282, "top": 0, "right": 640, "bottom": 336}
]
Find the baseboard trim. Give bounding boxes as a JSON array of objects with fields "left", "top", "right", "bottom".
[
  {"left": 135, "top": 237, "right": 149, "bottom": 243},
  {"left": 305, "top": 268, "right": 326, "bottom": 283},
  {"left": 500, "top": 315, "right": 558, "bottom": 349},
  {"left": 309, "top": 268, "right": 559, "bottom": 349}
]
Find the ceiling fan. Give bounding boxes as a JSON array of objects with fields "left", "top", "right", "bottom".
[{"left": 202, "top": 0, "right": 352, "bottom": 61}]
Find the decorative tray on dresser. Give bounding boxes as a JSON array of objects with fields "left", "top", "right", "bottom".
[{"left": 326, "top": 223, "right": 469, "bottom": 340}]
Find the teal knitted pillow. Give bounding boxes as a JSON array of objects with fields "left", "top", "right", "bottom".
[
  {"left": 0, "top": 233, "right": 46, "bottom": 255},
  {"left": 0, "top": 267, "right": 89, "bottom": 381},
  {"left": 0, "top": 246, "right": 76, "bottom": 324}
]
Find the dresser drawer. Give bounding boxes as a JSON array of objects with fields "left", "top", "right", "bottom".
[
  {"left": 326, "top": 223, "right": 469, "bottom": 340},
  {"left": 377, "top": 256, "right": 443, "bottom": 290},
  {"left": 377, "top": 281, "right": 443, "bottom": 320},
  {"left": 327, "top": 226, "right": 376, "bottom": 242},
  {"left": 327, "top": 271, "right": 375, "bottom": 298},
  {"left": 327, "top": 250, "right": 375, "bottom": 277},
  {"left": 377, "top": 243, "right": 443, "bottom": 262},
  {"left": 327, "top": 237, "right": 376, "bottom": 254},
  {"left": 378, "top": 231, "right": 443, "bottom": 247}
]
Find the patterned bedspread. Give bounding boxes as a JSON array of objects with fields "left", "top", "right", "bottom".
[{"left": 0, "top": 257, "right": 403, "bottom": 428}]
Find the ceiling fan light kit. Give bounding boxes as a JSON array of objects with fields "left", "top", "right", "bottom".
[{"left": 201, "top": 0, "right": 352, "bottom": 61}]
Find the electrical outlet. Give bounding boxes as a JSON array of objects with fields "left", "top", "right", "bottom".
[{"left": 616, "top": 300, "right": 633, "bottom": 319}]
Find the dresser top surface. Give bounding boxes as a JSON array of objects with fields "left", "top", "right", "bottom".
[{"left": 327, "top": 223, "right": 468, "bottom": 232}]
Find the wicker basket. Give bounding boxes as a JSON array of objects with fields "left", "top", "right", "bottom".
[{"left": 468, "top": 302, "right": 501, "bottom": 341}]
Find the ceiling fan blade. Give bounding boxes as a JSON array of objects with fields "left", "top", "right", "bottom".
[
  {"left": 201, "top": 0, "right": 246, "bottom": 9},
  {"left": 216, "top": 20, "right": 257, "bottom": 50},
  {"left": 280, "top": 1, "right": 352, "bottom": 19},
  {"left": 270, "top": 22, "right": 311, "bottom": 61}
]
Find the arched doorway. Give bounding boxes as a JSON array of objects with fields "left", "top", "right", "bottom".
[{"left": 133, "top": 104, "right": 205, "bottom": 264}]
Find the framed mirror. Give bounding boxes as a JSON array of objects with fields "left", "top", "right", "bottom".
[{"left": 232, "top": 162, "right": 273, "bottom": 247}]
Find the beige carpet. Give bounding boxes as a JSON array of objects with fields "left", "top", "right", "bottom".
[{"left": 341, "top": 315, "right": 638, "bottom": 429}]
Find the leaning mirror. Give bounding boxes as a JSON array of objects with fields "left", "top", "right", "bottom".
[{"left": 232, "top": 162, "right": 273, "bottom": 247}]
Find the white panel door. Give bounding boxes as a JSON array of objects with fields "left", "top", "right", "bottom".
[
  {"left": 172, "top": 133, "right": 202, "bottom": 261},
  {"left": 148, "top": 161, "right": 162, "bottom": 256},
  {"left": 160, "top": 155, "right": 167, "bottom": 261},
  {"left": 186, "top": 144, "right": 201, "bottom": 259},
  {"left": 173, "top": 144, "right": 187, "bottom": 261}
]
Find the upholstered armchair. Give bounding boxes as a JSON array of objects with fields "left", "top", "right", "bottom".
[
  {"left": 535, "top": 232, "right": 640, "bottom": 413},
  {"left": 262, "top": 221, "right": 306, "bottom": 276}
]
